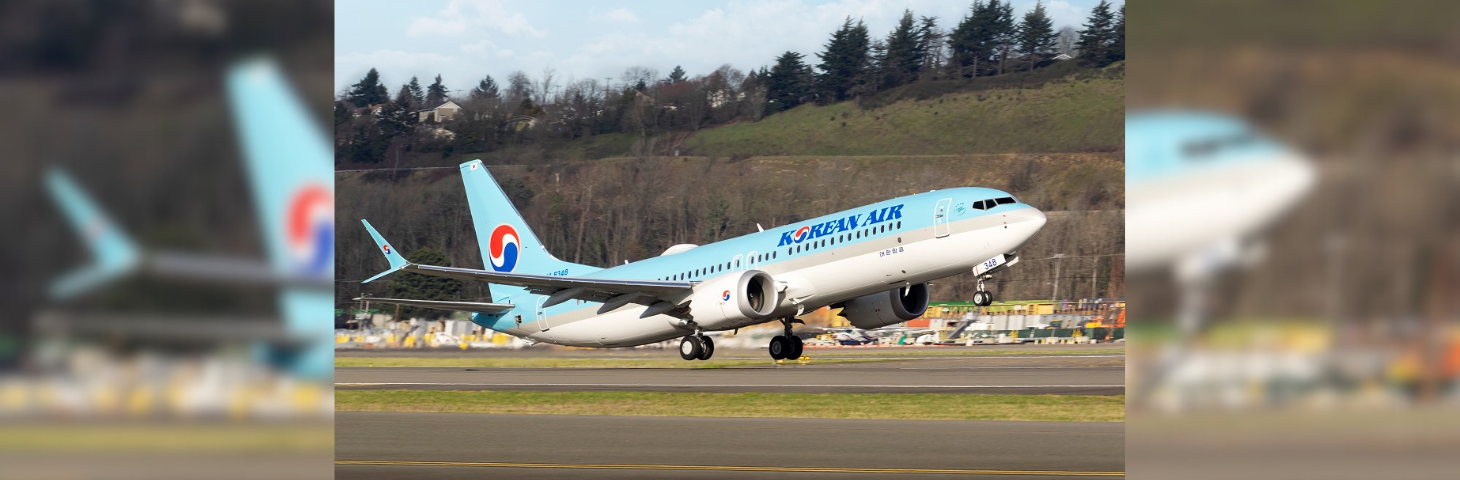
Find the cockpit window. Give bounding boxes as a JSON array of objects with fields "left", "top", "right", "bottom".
[
  {"left": 1183, "top": 133, "right": 1258, "bottom": 158},
  {"left": 972, "top": 200, "right": 987, "bottom": 210},
  {"left": 995, "top": 197, "right": 1015, "bottom": 205}
]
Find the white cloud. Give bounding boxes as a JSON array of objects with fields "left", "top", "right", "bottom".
[
  {"left": 604, "top": 8, "right": 639, "bottom": 23},
  {"left": 409, "top": 0, "right": 546, "bottom": 38}
]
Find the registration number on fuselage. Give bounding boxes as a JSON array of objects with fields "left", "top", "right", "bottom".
[
  {"left": 546, "top": 269, "right": 569, "bottom": 276},
  {"left": 973, "top": 255, "right": 1006, "bottom": 275},
  {"left": 878, "top": 246, "right": 905, "bottom": 257}
]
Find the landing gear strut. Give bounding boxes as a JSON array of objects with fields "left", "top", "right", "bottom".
[
  {"left": 679, "top": 334, "right": 715, "bottom": 361},
  {"left": 972, "top": 275, "right": 994, "bottom": 307},
  {"left": 768, "top": 317, "right": 803, "bottom": 360}
]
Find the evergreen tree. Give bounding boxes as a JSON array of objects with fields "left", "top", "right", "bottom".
[
  {"left": 666, "top": 65, "right": 687, "bottom": 83},
  {"left": 1111, "top": 4, "right": 1125, "bottom": 63},
  {"left": 333, "top": 102, "right": 352, "bottom": 127},
  {"left": 394, "top": 84, "right": 415, "bottom": 109},
  {"left": 1076, "top": 0, "right": 1117, "bottom": 66},
  {"left": 815, "top": 17, "right": 871, "bottom": 103},
  {"left": 988, "top": 0, "right": 1015, "bottom": 75},
  {"left": 425, "top": 74, "right": 449, "bottom": 107},
  {"left": 346, "top": 68, "right": 389, "bottom": 106},
  {"left": 1017, "top": 0, "right": 1055, "bottom": 71},
  {"left": 407, "top": 76, "right": 426, "bottom": 105},
  {"left": 386, "top": 248, "right": 463, "bottom": 320},
  {"left": 879, "top": 10, "right": 923, "bottom": 90},
  {"left": 470, "top": 75, "right": 500, "bottom": 101},
  {"left": 765, "top": 51, "right": 811, "bottom": 115},
  {"left": 917, "top": 16, "right": 943, "bottom": 81},
  {"left": 949, "top": 1, "right": 993, "bottom": 78}
]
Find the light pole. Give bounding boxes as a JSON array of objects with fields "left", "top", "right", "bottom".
[{"left": 1051, "top": 253, "right": 1065, "bottom": 311}]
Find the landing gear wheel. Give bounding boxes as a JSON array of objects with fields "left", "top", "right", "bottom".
[
  {"left": 974, "top": 290, "right": 993, "bottom": 307},
  {"left": 768, "top": 335, "right": 789, "bottom": 360},
  {"left": 679, "top": 336, "right": 704, "bottom": 361},
  {"left": 696, "top": 336, "right": 715, "bottom": 361},
  {"left": 786, "top": 335, "right": 803, "bottom": 359}
]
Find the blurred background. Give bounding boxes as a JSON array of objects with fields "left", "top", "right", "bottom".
[
  {"left": 0, "top": 1, "right": 333, "bottom": 478},
  {"left": 1126, "top": 0, "right": 1460, "bottom": 478}
]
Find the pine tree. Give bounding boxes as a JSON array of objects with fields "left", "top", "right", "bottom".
[
  {"left": 425, "top": 74, "right": 448, "bottom": 107},
  {"left": 1017, "top": 0, "right": 1055, "bottom": 71},
  {"left": 407, "top": 76, "right": 426, "bottom": 105},
  {"left": 879, "top": 10, "right": 923, "bottom": 90},
  {"left": 666, "top": 65, "right": 687, "bottom": 84},
  {"left": 346, "top": 68, "right": 389, "bottom": 107},
  {"left": 765, "top": 51, "right": 811, "bottom": 115},
  {"left": 1110, "top": 4, "right": 1125, "bottom": 63},
  {"left": 988, "top": 0, "right": 1015, "bottom": 75},
  {"left": 815, "top": 17, "right": 870, "bottom": 103},
  {"left": 917, "top": 16, "right": 943, "bottom": 81},
  {"left": 470, "top": 75, "right": 500, "bottom": 101},
  {"left": 1076, "top": 0, "right": 1117, "bottom": 66},
  {"left": 949, "top": 1, "right": 993, "bottom": 78}
]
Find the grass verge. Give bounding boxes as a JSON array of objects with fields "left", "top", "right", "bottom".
[{"left": 337, "top": 390, "right": 1124, "bottom": 422}]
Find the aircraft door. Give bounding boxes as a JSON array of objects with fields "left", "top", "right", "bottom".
[
  {"left": 934, "top": 198, "right": 952, "bottom": 238},
  {"left": 536, "top": 296, "right": 549, "bottom": 331},
  {"left": 733, "top": 254, "right": 744, "bottom": 272}
]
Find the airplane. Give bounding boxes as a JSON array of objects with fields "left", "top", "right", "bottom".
[
  {"left": 45, "top": 57, "right": 334, "bottom": 380},
  {"left": 1126, "top": 110, "right": 1315, "bottom": 282},
  {"left": 357, "top": 159, "right": 1047, "bottom": 361}
]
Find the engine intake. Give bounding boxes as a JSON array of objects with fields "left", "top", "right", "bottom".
[
  {"left": 682, "top": 270, "right": 780, "bottom": 330},
  {"left": 839, "top": 283, "right": 930, "bottom": 329}
]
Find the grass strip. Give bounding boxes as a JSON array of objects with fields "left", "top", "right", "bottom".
[{"left": 337, "top": 390, "right": 1124, "bottom": 423}]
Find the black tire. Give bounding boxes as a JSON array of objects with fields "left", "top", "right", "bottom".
[
  {"left": 679, "top": 336, "right": 702, "bottom": 361},
  {"left": 696, "top": 336, "right": 715, "bottom": 361},
  {"left": 787, "top": 335, "right": 803, "bottom": 359},
  {"left": 768, "top": 335, "right": 788, "bottom": 360}
]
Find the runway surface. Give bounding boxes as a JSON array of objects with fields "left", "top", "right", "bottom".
[
  {"left": 336, "top": 412, "right": 1124, "bottom": 479},
  {"left": 336, "top": 353, "right": 1124, "bottom": 395}
]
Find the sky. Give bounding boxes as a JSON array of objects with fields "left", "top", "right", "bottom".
[{"left": 335, "top": 0, "right": 1123, "bottom": 96}]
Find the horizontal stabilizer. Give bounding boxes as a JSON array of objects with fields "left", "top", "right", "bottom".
[
  {"left": 46, "top": 168, "right": 142, "bottom": 300},
  {"left": 353, "top": 297, "right": 514, "bottom": 314}
]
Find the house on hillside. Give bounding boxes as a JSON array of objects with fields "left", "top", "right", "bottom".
[{"left": 417, "top": 100, "right": 461, "bottom": 123}]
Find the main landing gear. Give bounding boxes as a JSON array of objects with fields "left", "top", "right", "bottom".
[
  {"left": 679, "top": 334, "right": 715, "bottom": 361},
  {"left": 972, "top": 275, "right": 994, "bottom": 307},
  {"left": 768, "top": 317, "right": 803, "bottom": 360}
]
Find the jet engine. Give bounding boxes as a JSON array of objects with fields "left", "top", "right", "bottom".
[
  {"left": 684, "top": 270, "right": 780, "bottom": 330},
  {"left": 838, "top": 283, "right": 930, "bottom": 329}
]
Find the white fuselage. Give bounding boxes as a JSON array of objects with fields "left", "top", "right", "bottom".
[{"left": 486, "top": 204, "right": 1047, "bottom": 347}]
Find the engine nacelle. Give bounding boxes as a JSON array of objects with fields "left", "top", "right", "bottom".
[
  {"left": 683, "top": 270, "right": 780, "bottom": 330},
  {"left": 839, "top": 283, "right": 930, "bottom": 329}
]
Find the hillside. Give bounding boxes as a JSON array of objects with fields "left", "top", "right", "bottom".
[{"left": 681, "top": 69, "right": 1123, "bottom": 157}]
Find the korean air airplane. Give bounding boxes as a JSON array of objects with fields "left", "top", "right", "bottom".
[
  {"left": 359, "top": 161, "right": 1047, "bottom": 361},
  {"left": 1126, "top": 111, "right": 1315, "bottom": 281},
  {"left": 46, "top": 58, "right": 334, "bottom": 380}
]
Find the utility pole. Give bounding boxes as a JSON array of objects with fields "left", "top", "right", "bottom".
[{"left": 1052, "top": 253, "right": 1065, "bottom": 310}]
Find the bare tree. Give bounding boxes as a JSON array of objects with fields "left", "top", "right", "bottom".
[{"left": 1056, "top": 26, "right": 1078, "bottom": 56}]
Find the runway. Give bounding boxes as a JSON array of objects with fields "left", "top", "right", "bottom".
[
  {"left": 336, "top": 353, "right": 1124, "bottom": 395},
  {"left": 336, "top": 412, "right": 1125, "bottom": 479}
]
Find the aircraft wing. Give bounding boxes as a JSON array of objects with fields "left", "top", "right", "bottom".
[
  {"left": 353, "top": 297, "right": 514, "bottom": 314},
  {"left": 360, "top": 219, "right": 693, "bottom": 310}
]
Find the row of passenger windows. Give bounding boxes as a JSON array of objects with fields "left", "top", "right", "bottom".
[
  {"left": 655, "top": 219, "right": 906, "bottom": 282},
  {"left": 659, "top": 251, "right": 779, "bottom": 282},
  {"left": 972, "top": 197, "right": 1016, "bottom": 210},
  {"left": 787, "top": 220, "right": 901, "bottom": 256},
  {"left": 1182, "top": 133, "right": 1257, "bottom": 157}
]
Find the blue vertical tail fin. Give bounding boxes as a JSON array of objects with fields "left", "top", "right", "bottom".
[
  {"left": 225, "top": 57, "right": 333, "bottom": 380},
  {"left": 458, "top": 160, "right": 594, "bottom": 301}
]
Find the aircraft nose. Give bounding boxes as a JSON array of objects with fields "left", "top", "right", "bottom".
[{"left": 1008, "top": 205, "right": 1047, "bottom": 238}]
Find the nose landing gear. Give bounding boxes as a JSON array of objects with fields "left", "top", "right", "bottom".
[{"left": 972, "top": 275, "right": 994, "bottom": 307}]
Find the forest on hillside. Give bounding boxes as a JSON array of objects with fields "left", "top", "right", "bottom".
[{"left": 334, "top": 0, "right": 1125, "bottom": 168}]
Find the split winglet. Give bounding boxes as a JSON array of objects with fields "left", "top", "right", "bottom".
[{"left": 361, "top": 219, "right": 409, "bottom": 283}]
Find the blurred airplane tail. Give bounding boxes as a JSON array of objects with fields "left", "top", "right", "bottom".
[
  {"left": 458, "top": 159, "right": 593, "bottom": 280},
  {"left": 45, "top": 168, "right": 142, "bottom": 300}
]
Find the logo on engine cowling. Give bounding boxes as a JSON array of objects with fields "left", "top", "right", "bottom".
[
  {"left": 721, "top": 290, "right": 731, "bottom": 302},
  {"left": 777, "top": 204, "right": 904, "bottom": 247}
]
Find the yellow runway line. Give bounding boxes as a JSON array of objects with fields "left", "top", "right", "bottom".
[{"left": 336, "top": 460, "right": 1124, "bottom": 476}]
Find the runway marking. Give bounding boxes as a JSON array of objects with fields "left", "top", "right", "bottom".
[
  {"left": 335, "top": 382, "right": 1125, "bottom": 389},
  {"left": 336, "top": 459, "right": 1124, "bottom": 476}
]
